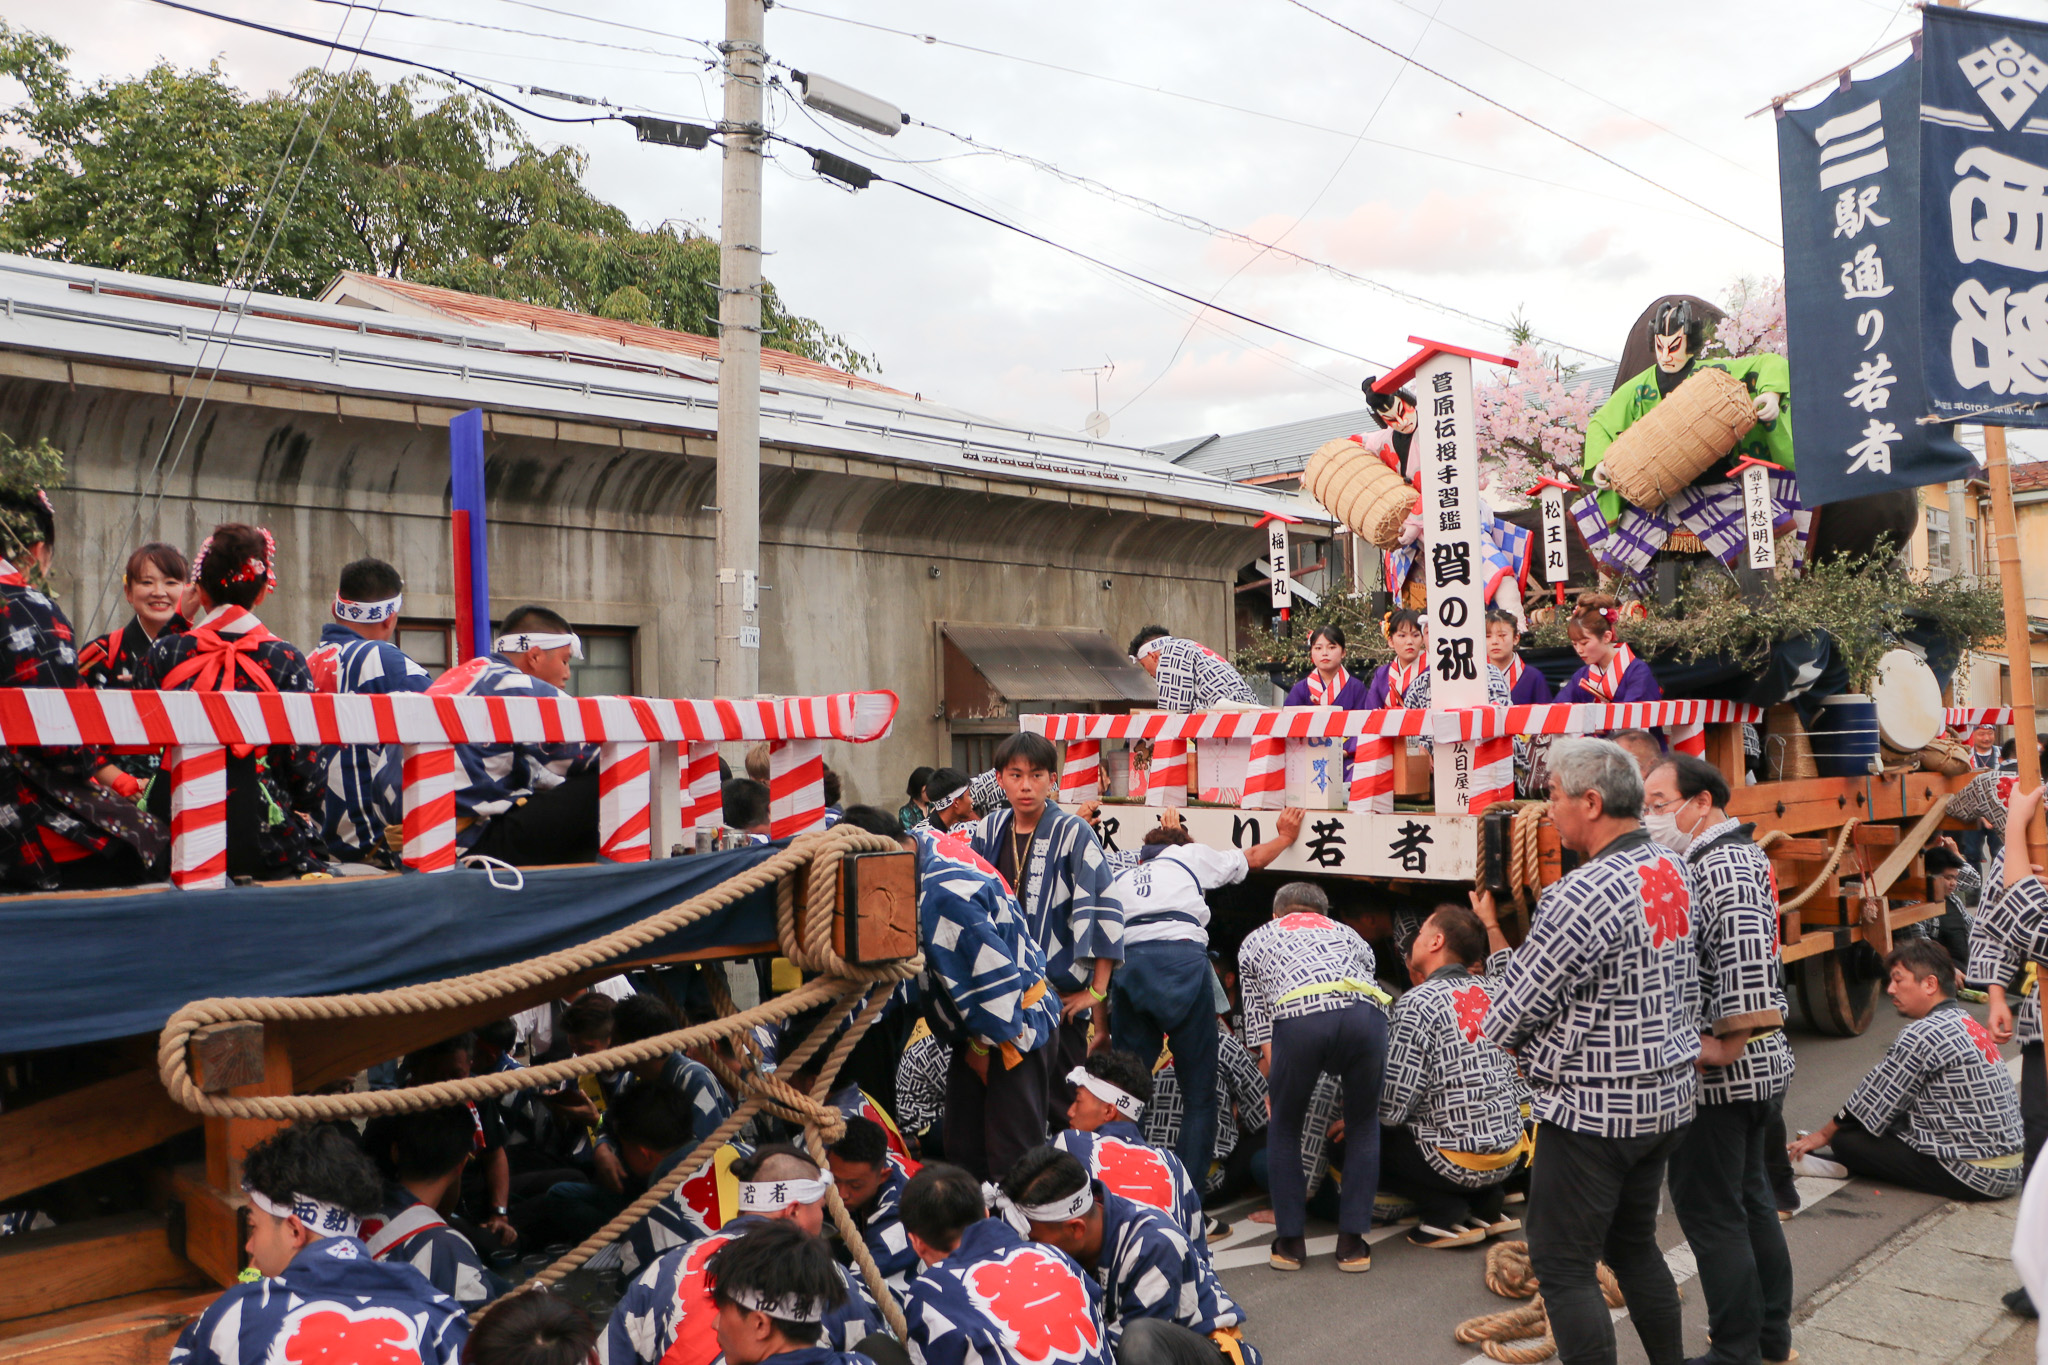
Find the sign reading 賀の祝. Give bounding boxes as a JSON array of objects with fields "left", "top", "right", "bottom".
[
  {"left": 1405, "top": 343, "right": 1497, "bottom": 814},
  {"left": 1922, "top": 6, "right": 2048, "bottom": 428},
  {"left": 1777, "top": 46, "right": 1975, "bottom": 503}
]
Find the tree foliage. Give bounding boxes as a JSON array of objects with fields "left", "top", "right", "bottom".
[{"left": 0, "top": 25, "right": 874, "bottom": 372}]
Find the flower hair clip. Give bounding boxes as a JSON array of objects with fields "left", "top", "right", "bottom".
[
  {"left": 224, "top": 557, "right": 267, "bottom": 585},
  {"left": 188, "top": 535, "right": 213, "bottom": 584}
]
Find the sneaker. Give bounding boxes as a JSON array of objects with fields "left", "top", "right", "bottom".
[
  {"left": 2005, "top": 1286, "right": 2039, "bottom": 1319},
  {"left": 1335, "top": 1232, "right": 1372, "bottom": 1271},
  {"left": 1269, "top": 1236, "right": 1305, "bottom": 1271},
  {"left": 1791, "top": 1153, "right": 1849, "bottom": 1179},
  {"left": 1204, "top": 1214, "right": 1232, "bottom": 1243},
  {"left": 1406, "top": 1222, "right": 1485, "bottom": 1249}
]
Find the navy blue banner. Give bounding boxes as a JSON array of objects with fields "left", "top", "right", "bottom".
[
  {"left": 1923, "top": 6, "right": 2048, "bottom": 426},
  {"left": 1779, "top": 53, "right": 1974, "bottom": 505}
]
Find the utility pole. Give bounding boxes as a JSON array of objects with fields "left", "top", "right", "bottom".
[{"left": 714, "top": 0, "right": 765, "bottom": 698}]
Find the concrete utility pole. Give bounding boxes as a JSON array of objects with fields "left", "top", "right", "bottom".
[{"left": 714, "top": 0, "right": 765, "bottom": 697}]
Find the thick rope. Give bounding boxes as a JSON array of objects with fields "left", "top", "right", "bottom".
[
  {"left": 1457, "top": 1242, "right": 1624, "bottom": 1361},
  {"left": 1510, "top": 801, "right": 1548, "bottom": 917},
  {"left": 1757, "top": 817, "right": 1861, "bottom": 913},
  {"left": 155, "top": 826, "right": 918, "bottom": 1121}
]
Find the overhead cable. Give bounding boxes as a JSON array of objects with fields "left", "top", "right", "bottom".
[
  {"left": 1274, "top": 0, "right": 1781, "bottom": 246},
  {"left": 771, "top": 3, "right": 1696, "bottom": 221},
  {"left": 146, "top": 0, "right": 619, "bottom": 123},
  {"left": 292, "top": 0, "right": 718, "bottom": 65}
]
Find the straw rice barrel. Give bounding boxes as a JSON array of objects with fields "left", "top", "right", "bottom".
[
  {"left": 1303, "top": 437, "right": 1417, "bottom": 549},
  {"left": 1600, "top": 366, "right": 1758, "bottom": 511}
]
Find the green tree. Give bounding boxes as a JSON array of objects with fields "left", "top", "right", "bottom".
[{"left": 0, "top": 25, "right": 873, "bottom": 372}]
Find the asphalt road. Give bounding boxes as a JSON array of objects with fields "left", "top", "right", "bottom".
[{"left": 1211, "top": 993, "right": 2017, "bottom": 1365}]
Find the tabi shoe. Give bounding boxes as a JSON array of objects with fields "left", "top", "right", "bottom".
[
  {"left": 1268, "top": 1236, "right": 1306, "bottom": 1271},
  {"left": 1406, "top": 1222, "right": 1485, "bottom": 1249},
  {"left": 1335, "top": 1232, "right": 1372, "bottom": 1271},
  {"left": 1791, "top": 1153, "right": 1849, "bottom": 1179},
  {"left": 1204, "top": 1213, "right": 1233, "bottom": 1243},
  {"left": 2005, "top": 1286, "right": 2038, "bottom": 1319}
]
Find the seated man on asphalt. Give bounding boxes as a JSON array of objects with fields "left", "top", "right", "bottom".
[
  {"left": 1790, "top": 938, "right": 2023, "bottom": 1201},
  {"left": 1053, "top": 1049, "right": 1211, "bottom": 1247},
  {"left": 1377, "top": 902, "right": 1528, "bottom": 1249},
  {"left": 1001, "top": 1146, "right": 1257, "bottom": 1365}
]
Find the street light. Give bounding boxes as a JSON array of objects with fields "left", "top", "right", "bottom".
[{"left": 790, "top": 70, "right": 907, "bottom": 136}]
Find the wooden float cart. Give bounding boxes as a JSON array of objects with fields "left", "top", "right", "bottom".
[
  {"left": 1024, "top": 698, "right": 1986, "bottom": 1039},
  {"left": 0, "top": 689, "right": 911, "bottom": 1364}
]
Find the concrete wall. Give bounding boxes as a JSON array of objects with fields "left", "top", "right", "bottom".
[{"left": 0, "top": 372, "right": 1257, "bottom": 806}]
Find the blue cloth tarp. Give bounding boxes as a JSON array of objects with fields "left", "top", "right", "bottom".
[{"left": 0, "top": 844, "right": 790, "bottom": 1054}]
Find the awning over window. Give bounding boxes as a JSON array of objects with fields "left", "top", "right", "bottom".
[{"left": 941, "top": 624, "right": 1157, "bottom": 720}]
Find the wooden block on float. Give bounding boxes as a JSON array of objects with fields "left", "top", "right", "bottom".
[
  {"left": 190, "top": 1022, "right": 266, "bottom": 1093},
  {"left": 795, "top": 849, "right": 919, "bottom": 966},
  {"left": 0, "top": 1212, "right": 206, "bottom": 1328},
  {"left": 169, "top": 1167, "right": 247, "bottom": 1288}
]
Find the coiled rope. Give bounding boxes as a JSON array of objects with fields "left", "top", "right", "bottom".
[
  {"left": 152, "top": 824, "right": 922, "bottom": 1338},
  {"left": 1757, "top": 817, "right": 1861, "bottom": 912},
  {"left": 1454, "top": 1241, "right": 1625, "bottom": 1362}
]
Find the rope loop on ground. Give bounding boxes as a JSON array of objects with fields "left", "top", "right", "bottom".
[{"left": 1457, "top": 1242, "right": 1624, "bottom": 1362}]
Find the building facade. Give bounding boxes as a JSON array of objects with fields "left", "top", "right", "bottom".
[{"left": 0, "top": 255, "right": 1325, "bottom": 804}]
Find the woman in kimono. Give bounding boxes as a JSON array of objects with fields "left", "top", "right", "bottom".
[
  {"left": 1486, "top": 609, "right": 1553, "bottom": 706},
  {"left": 78, "top": 541, "right": 190, "bottom": 796},
  {"left": 141, "top": 523, "right": 328, "bottom": 879},
  {"left": 1361, "top": 609, "right": 1427, "bottom": 710},
  {"left": 1284, "top": 624, "right": 1370, "bottom": 710},
  {"left": 1556, "top": 593, "right": 1662, "bottom": 704}
]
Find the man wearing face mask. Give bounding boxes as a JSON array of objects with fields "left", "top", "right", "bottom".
[{"left": 1644, "top": 754, "right": 1795, "bottom": 1365}]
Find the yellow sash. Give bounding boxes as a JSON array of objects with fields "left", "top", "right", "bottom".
[
  {"left": 1276, "top": 977, "right": 1393, "bottom": 1009},
  {"left": 998, "top": 980, "right": 1053, "bottom": 1070},
  {"left": 1437, "top": 1128, "right": 1534, "bottom": 1173},
  {"left": 1970, "top": 1152, "right": 2025, "bottom": 1170}
]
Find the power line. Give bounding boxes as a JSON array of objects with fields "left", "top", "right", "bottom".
[
  {"left": 93, "top": 0, "right": 393, "bottom": 637},
  {"left": 776, "top": 142, "right": 1397, "bottom": 369},
  {"left": 908, "top": 116, "right": 1612, "bottom": 363},
  {"left": 784, "top": 103, "right": 1364, "bottom": 400},
  {"left": 292, "top": 0, "right": 718, "bottom": 65},
  {"left": 1274, "top": 0, "right": 1781, "bottom": 246},
  {"left": 145, "top": 0, "right": 618, "bottom": 123},
  {"left": 771, "top": 3, "right": 1702, "bottom": 223},
  {"left": 1368, "top": 0, "right": 1762, "bottom": 178}
]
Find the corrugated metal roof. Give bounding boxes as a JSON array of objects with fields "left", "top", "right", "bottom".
[
  {"left": 944, "top": 624, "right": 1157, "bottom": 703},
  {"left": 325, "top": 271, "right": 905, "bottom": 396},
  {"left": 0, "top": 254, "right": 1331, "bottom": 525},
  {"left": 1154, "top": 408, "right": 1383, "bottom": 483}
]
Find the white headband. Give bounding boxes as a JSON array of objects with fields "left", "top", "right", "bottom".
[
  {"left": 494, "top": 631, "right": 584, "bottom": 660},
  {"left": 931, "top": 783, "right": 969, "bottom": 810},
  {"left": 738, "top": 1172, "right": 833, "bottom": 1213},
  {"left": 245, "top": 1185, "right": 362, "bottom": 1240},
  {"left": 1016, "top": 1183, "right": 1094, "bottom": 1223},
  {"left": 728, "top": 1285, "right": 830, "bottom": 1324},
  {"left": 1069, "top": 1066, "right": 1144, "bottom": 1121},
  {"left": 1132, "top": 637, "right": 1170, "bottom": 663},
  {"left": 333, "top": 593, "right": 401, "bottom": 624}
]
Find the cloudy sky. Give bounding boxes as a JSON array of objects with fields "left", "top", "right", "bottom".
[{"left": 0, "top": 0, "right": 2023, "bottom": 447}]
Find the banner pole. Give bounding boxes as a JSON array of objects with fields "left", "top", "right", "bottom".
[{"left": 1984, "top": 423, "right": 2047, "bottom": 865}]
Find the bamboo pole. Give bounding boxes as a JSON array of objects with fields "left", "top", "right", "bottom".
[{"left": 1983, "top": 423, "right": 2048, "bottom": 868}]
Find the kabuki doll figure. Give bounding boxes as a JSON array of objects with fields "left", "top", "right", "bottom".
[
  {"left": 1577, "top": 299, "right": 1806, "bottom": 585},
  {"left": 1363, "top": 380, "right": 1533, "bottom": 624}
]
